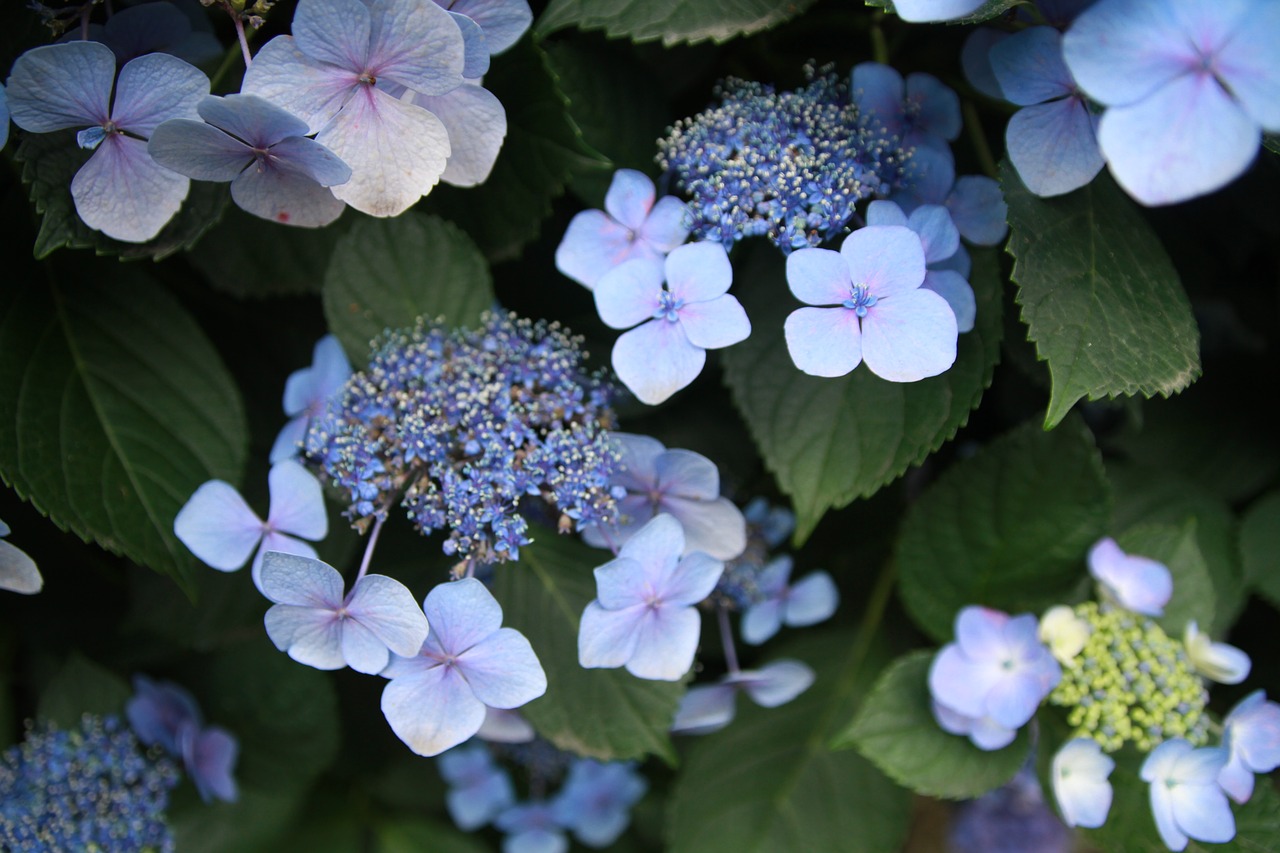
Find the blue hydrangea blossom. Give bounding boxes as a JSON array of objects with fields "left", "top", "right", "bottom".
[
  {"left": 670, "top": 659, "right": 815, "bottom": 735},
  {"left": 1183, "top": 621, "right": 1251, "bottom": 685},
  {"left": 495, "top": 800, "right": 568, "bottom": 853},
  {"left": 148, "top": 94, "right": 351, "bottom": 226},
  {"left": 259, "top": 551, "right": 430, "bottom": 675},
  {"left": 1050, "top": 738, "right": 1114, "bottom": 829},
  {"left": 125, "top": 676, "right": 238, "bottom": 804},
  {"left": 578, "top": 514, "right": 724, "bottom": 681},
  {"left": 865, "top": 198, "right": 975, "bottom": 332},
  {"left": 784, "top": 224, "right": 958, "bottom": 381},
  {"left": 381, "top": 578, "right": 547, "bottom": 757},
  {"left": 552, "top": 759, "right": 647, "bottom": 847},
  {"left": 241, "top": 0, "right": 467, "bottom": 216},
  {"left": 1087, "top": 537, "right": 1172, "bottom": 617},
  {"left": 595, "top": 241, "right": 750, "bottom": 405},
  {"left": 740, "top": 556, "right": 838, "bottom": 645},
  {"left": 1140, "top": 739, "right": 1235, "bottom": 850},
  {"left": 1063, "top": 0, "right": 1280, "bottom": 205},
  {"left": 271, "top": 334, "right": 353, "bottom": 464},
  {"left": 5, "top": 41, "right": 209, "bottom": 242},
  {"left": 410, "top": 80, "right": 508, "bottom": 188},
  {"left": 438, "top": 743, "right": 516, "bottom": 830},
  {"left": 556, "top": 169, "right": 690, "bottom": 289},
  {"left": 0, "top": 518, "right": 40, "bottom": 595},
  {"left": 1219, "top": 690, "right": 1280, "bottom": 804}
]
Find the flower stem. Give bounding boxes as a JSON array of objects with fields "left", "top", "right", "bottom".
[
  {"left": 355, "top": 515, "right": 386, "bottom": 583},
  {"left": 965, "top": 101, "right": 1000, "bottom": 179},
  {"left": 233, "top": 12, "right": 253, "bottom": 68},
  {"left": 718, "top": 605, "right": 740, "bottom": 674}
]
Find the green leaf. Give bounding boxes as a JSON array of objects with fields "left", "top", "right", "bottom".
[
  {"left": 666, "top": 632, "right": 911, "bottom": 852},
  {"left": 424, "top": 39, "right": 610, "bottom": 260},
  {"left": 1003, "top": 161, "right": 1201, "bottom": 428},
  {"left": 0, "top": 269, "right": 248, "bottom": 586},
  {"left": 896, "top": 417, "right": 1111, "bottom": 641},
  {"left": 536, "top": 0, "right": 817, "bottom": 45},
  {"left": 1264, "top": 133, "right": 1280, "bottom": 156},
  {"left": 373, "top": 817, "right": 491, "bottom": 853},
  {"left": 490, "top": 533, "right": 683, "bottom": 762},
  {"left": 833, "top": 650, "right": 1030, "bottom": 799},
  {"left": 722, "top": 244, "right": 1003, "bottom": 543},
  {"left": 1241, "top": 490, "right": 1280, "bottom": 610},
  {"left": 1115, "top": 521, "right": 1215, "bottom": 638},
  {"left": 35, "top": 652, "right": 131, "bottom": 728},
  {"left": 322, "top": 212, "right": 495, "bottom": 361},
  {"left": 15, "top": 130, "right": 229, "bottom": 261}
]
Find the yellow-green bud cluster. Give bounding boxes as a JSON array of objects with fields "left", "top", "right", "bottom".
[{"left": 1048, "top": 602, "right": 1209, "bottom": 752}]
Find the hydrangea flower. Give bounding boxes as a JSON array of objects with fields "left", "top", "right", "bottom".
[
  {"left": 784, "top": 224, "right": 958, "bottom": 381},
  {"left": 1183, "top": 621, "right": 1251, "bottom": 685},
  {"left": 1219, "top": 690, "right": 1280, "bottom": 804},
  {"left": 581, "top": 433, "right": 747, "bottom": 561},
  {"left": 990, "top": 27, "right": 1103, "bottom": 197},
  {"left": 149, "top": 94, "right": 351, "bottom": 227},
  {"left": 578, "top": 514, "right": 724, "bottom": 681},
  {"left": 271, "top": 334, "right": 352, "bottom": 463},
  {"left": 259, "top": 551, "right": 429, "bottom": 675},
  {"left": 1087, "top": 537, "right": 1172, "bottom": 616},
  {"left": 1062, "top": 0, "right": 1280, "bottom": 205},
  {"left": 1140, "top": 739, "right": 1235, "bottom": 851},
  {"left": 0, "top": 518, "right": 41, "bottom": 595},
  {"left": 5, "top": 41, "right": 209, "bottom": 242},
  {"left": 555, "top": 169, "right": 690, "bottom": 289},
  {"left": 438, "top": 743, "right": 516, "bottom": 830},
  {"left": 125, "top": 675, "right": 238, "bottom": 804},
  {"left": 436, "top": 0, "right": 532, "bottom": 65},
  {"left": 1050, "top": 738, "right": 1114, "bottom": 828},
  {"left": 892, "top": 0, "right": 986, "bottom": 22},
  {"left": 241, "top": 0, "right": 467, "bottom": 216},
  {"left": 595, "top": 241, "right": 750, "bottom": 405},
  {"left": 929, "top": 606, "right": 1062, "bottom": 750},
  {"left": 852, "top": 62, "right": 959, "bottom": 203},
  {"left": 865, "top": 199, "right": 975, "bottom": 332},
  {"left": 410, "top": 80, "right": 507, "bottom": 188},
  {"left": 495, "top": 800, "right": 568, "bottom": 853},
  {"left": 552, "top": 759, "right": 647, "bottom": 847},
  {"left": 670, "top": 659, "right": 815, "bottom": 735},
  {"left": 381, "top": 578, "right": 546, "bottom": 757},
  {"left": 174, "top": 459, "right": 328, "bottom": 588},
  {"left": 740, "top": 556, "right": 838, "bottom": 645}
]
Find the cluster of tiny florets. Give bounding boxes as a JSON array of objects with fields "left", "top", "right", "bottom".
[
  {"left": 657, "top": 67, "right": 908, "bottom": 252},
  {"left": 1048, "top": 602, "right": 1210, "bottom": 753},
  {"left": 0, "top": 714, "right": 179, "bottom": 852},
  {"left": 306, "top": 312, "right": 620, "bottom": 563}
]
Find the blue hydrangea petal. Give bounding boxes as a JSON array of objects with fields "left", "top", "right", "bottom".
[
  {"left": 900, "top": 137, "right": 956, "bottom": 208},
  {"left": 180, "top": 723, "right": 239, "bottom": 803},
  {"left": 739, "top": 660, "right": 815, "bottom": 707},
  {"left": 579, "top": 601, "right": 643, "bottom": 669},
  {"left": 266, "top": 460, "right": 328, "bottom": 541},
  {"left": 923, "top": 270, "right": 975, "bottom": 334},
  {"left": 456, "top": 628, "right": 546, "bottom": 709},
  {"left": 946, "top": 176, "right": 1008, "bottom": 246},
  {"left": 615, "top": 513, "right": 684, "bottom": 583},
  {"left": 907, "top": 204, "right": 960, "bottom": 264},
  {"left": 665, "top": 241, "right": 733, "bottom": 304},
  {"left": 72, "top": 133, "right": 190, "bottom": 242},
  {"left": 126, "top": 675, "right": 202, "bottom": 754},
  {"left": 476, "top": 708, "right": 536, "bottom": 743},
  {"left": 241, "top": 37, "right": 353, "bottom": 135},
  {"left": 786, "top": 247, "right": 851, "bottom": 307},
  {"left": 413, "top": 81, "right": 506, "bottom": 187},
  {"left": 638, "top": 196, "right": 690, "bottom": 252},
  {"left": 253, "top": 534, "right": 320, "bottom": 590},
  {"left": 110, "top": 52, "right": 208, "bottom": 136},
  {"left": 318, "top": 86, "right": 452, "bottom": 216},
  {"left": 230, "top": 159, "right": 348, "bottom": 227},
  {"left": 852, "top": 62, "right": 903, "bottom": 132},
  {"left": 741, "top": 598, "right": 783, "bottom": 645},
  {"left": 1184, "top": 621, "right": 1251, "bottom": 685},
  {"left": 199, "top": 93, "right": 311, "bottom": 149},
  {"left": 612, "top": 320, "right": 706, "bottom": 405},
  {"left": 612, "top": 433, "right": 665, "bottom": 490},
  {"left": 784, "top": 571, "right": 839, "bottom": 628},
  {"left": 1052, "top": 738, "right": 1114, "bottom": 828},
  {"left": 604, "top": 169, "right": 657, "bottom": 232},
  {"left": 6, "top": 42, "right": 114, "bottom": 132},
  {"left": 1087, "top": 537, "right": 1172, "bottom": 616},
  {"left": 1098, "top": 72, "right": 1259, "bottom": 206},
  {"left": 1216, "top": 2, "right": 1280, "bottom": 129},
  {"left": 338, "top": 618, "right": 396, "bottom": 674},
  {"left": 594, "top": 258, "right": 665, "bottom": 330},
  {"left": 660, "top": 552, "right": 723, "bottom": 608},
  {"left": 0, "top": 538, "right": 40, "bottom": 594},
  {"left": 929, "top": 644, "right": 1001, "bottom": 719},
  {"left": 449, "top": 10, "right": 491, "bottom": 78},
  {"left": 865, "top": 200, "right": 909, "bottom": 229},
  {"left": 345, "top": 574, "right": 430, "bottom": 659},
  {"left": 961, "top": 28, "right": 1010, "bottom": 100},
  {"left": 659, "top": 495, "right": 745, "bottom": 561},
  {"left": 652, "top": 449, "right": 719, "bottom": 501},
  {"left": 556, "top": 210, "right": 645, "bottom": 289},
  {"left": 382, "top": 662, "right": 488, "bottom": 756},
  {"left": 1061, "top": 0, "right": 1191, "bottom": 107},
  {"left": 446, "top": 767, "right": 514, "bottom": 830},
  {"left": 285, "top": 335, "right": 351, "bottom": 416},
  {"left": 1223, "top": 690, "right": 1280, "bottom": 800},
  {"left": 271, "top": 132, "right": 355, "bottom": 185},
  {"left": 677, "top": 295, "right": 750, "bottom": 350},
  {"left": 984, "top": 669, "right": 1051, "bottom": 729},
  {"left": 892, "top": 0, "right": 986, "bottom": 22},
  {"left": 784, "top": 306, "right": 862, "bottom": 378},
  {"left": 671, "top": 684, "right": 737, "bottom": 734},
  {"left": 955, "top": 606, "right": 1006, "bottom": 657},
  {"left": 425, "top": 578, "right": 505, "bottom": 655},
  {"left": 842, "top": 226, "right": 926, "bottom": 298},
  {"left": 906, "top": 73, "right": 961, "bottom": 141},
  {"left": 990, "top": 27, "right": 1074, "bottom": 107},
  {"left": 292, "top": 0, "right": 373, "bottom": 73},
  {"left": 147, "top": 118, "right": 251, "bottom": 181},
  {"left": 968, "top": 714, "right": 1018, "bottom": 750},
  {"left": 263, "top": 605, "right": 347, "bottom": 670},
  {"left": 1007, "top": 98, "right": 1104, "bottom": 197},
  {"left": 934, "top": 242, "right": 971, "bottom": 278},
  {"left": 862, "top": 289, "right": 957, "bottom": 382},
  {"left": 1168, "top": 746, "right": 1234, "bottom": 843},
  {"left": 446, "top": 0, "right": 533, "bottom": 54},
  {"left": 365, "top": 0, "right": 466, "bottom": 95},
  {"left": 174, "top": 480, "right": 264, "bottom": 571},
  {"left": 626, "top": 604, "right": 701, "bottom": 681},
  {"left": 755, "top": 555, "right": 794, "bottom": 594}
]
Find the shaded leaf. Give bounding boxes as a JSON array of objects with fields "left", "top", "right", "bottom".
[
  {"left": 1241, "top": 490, "right": 1280, "bottom": 611},
  {"left": 374, "top": 817, "right": 491, "bottom": 853},
  {"left": 1003, "top": 162, "right": 1200, "bottom": 428},
  {"left": 536, "top": 0, "right": 817, "bottom": 45},
  {"left": 36, "top": 652, "right": 131, "bottom": 728}
]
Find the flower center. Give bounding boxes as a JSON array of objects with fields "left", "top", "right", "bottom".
[
  {"left": 843, "top": 283, "right": 878, "bottom": 317},
  {"left": 653, "top": 291, "right": 684, "bottom": 322}
]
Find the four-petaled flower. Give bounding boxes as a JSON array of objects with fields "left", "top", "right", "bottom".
[
  {"left": 437, "top": 743, "right": 515, "bottom": 831},
  {"left": 552, "top": 759, "right": 648, "bottom": 847},
  {"left": 670, "top": 659, "right": 815, "bottom": 735},
  {"left": 1219, "top": 689, "right": 1280, "bottom": 804},
  {"left": 271, "top": 334, "right": 352, "bottom": 463},
  {"left": 125, "top": 675, "right": 239, "bottom": 803},
  {"left": 1141, "top": 738, "right": 1235, "bottom": 851},
  {"left": 740, "top": 556, "right": 839, "bottom": 645}
]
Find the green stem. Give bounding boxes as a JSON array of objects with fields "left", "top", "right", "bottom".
[
  {"left": 870, "top": 16, "right": 890, "bottom": 66},
  {"left": 965, "top": 100, "right": 1000, "bottom": 179},
  {"left": 841, "top": 559, "right": 898, "bottom": 696}
]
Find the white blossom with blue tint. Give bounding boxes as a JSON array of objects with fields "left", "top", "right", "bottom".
[
  {"left": 125, "top": 674, "right": 239, "bottom": 804},
  {"left": 892, "top": 0, "right": 986, "bottom": 23},
  {"left": 1087, "top": 536, "right": 1172, "bottom": 617},
  {"left": 866, "top": 199, "right": 975, "bottom": 332},
  {"left": 1037, "top": 604, "right": 1090, "bottom": 664},
  {"left": 477, "top": 707, "right": 537, "bottom": 743},
  {"left": 556, "top": 169, "right": 690, "bottom": 289},
  {"left": 5, "top": 41, "right": 209, "bottom": 242},
  {"left": 1050, "top": 738, "right": 1113, "bottom": 828},
  {"left": 1183, "top": 621, "right": 1251, "bottom": 685},
  {"left": 578, "top": 514, "right": 723, "bottom": 681},
  {"left": 552, "top": 759, "right": 647, "bottom": 847},
  {"left": 1141, "top": 739, "right": 1235, "bottom": 850},
  {"left": 438, "top": 743, "right": 516, "bottom": 830},
  {"left": 411, "top": 79, "right": 508, "bottom": 188},
  {"left": 149, "top": 94, "right": 351, "bottom": 226},
  {"left": 929, "top": 606, "right": 1062, "bottom": 751},
  {"left": 580, "top": 433, "right": 747, "bottom": 561},
  {"left": 259, "top": 551, "right": 429, "bottom": 675},
  {"left": 0, "top": 517, "right": 40, "bottom": 595},
  {"left": 740, "top": 556, "right": 838, "bottom": 645},
  {"left": 381, "top": 578, "right": 546, "bottom": 757},
  {"left": 1219, "top": 690, "right": 1280, "bottom": 804},
  {"left": 271, "top": 334, "right": 353, "bottom": 463},
  {"left": 784, "top": 225, "right": 957, "bottom": 381},
  {"left": 173, "top": 459, "right": 328, "bottom": 588},
  {"left": 1063, "top": 0, "right": 1280, "bottom": 206},
  {"left": 241, "top": 0, "right": 466, "bottom": 216},
  {"left": 595, "top": 241, "right": 750, "bottom": 405},
  {"left": 670, "top": 659, "right": 815, "bottom": 735},
  {"left": 990, "top": 27, "right": 1103, "bottom": 197}
]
